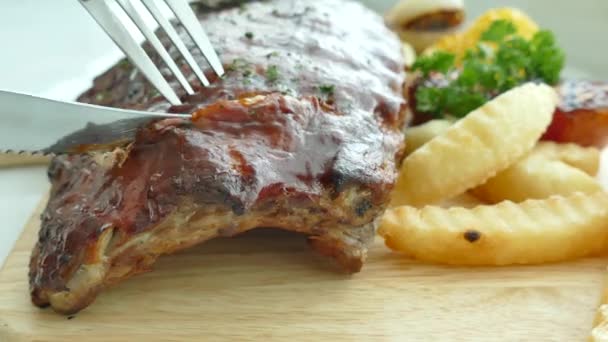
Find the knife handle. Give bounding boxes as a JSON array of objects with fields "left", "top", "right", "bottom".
[{"left": 0, "top": 153, "right": 51, "bottom": 168}]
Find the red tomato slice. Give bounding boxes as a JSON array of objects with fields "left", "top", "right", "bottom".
[{"left": 542, "top": 80, "right": 608, "bottom": 148}]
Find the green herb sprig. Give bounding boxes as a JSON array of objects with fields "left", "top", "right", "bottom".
[
  {"left": 266, "top": 65, "right": 280, "bottom": 83},
  {"left": 318, "top": 84, "right": 335, "bottom": 96},
  {"left": 412, "top": 20, "right": 565, "bottom": 118}
]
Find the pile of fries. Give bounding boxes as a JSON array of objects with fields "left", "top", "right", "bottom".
[
  {"left": 381, "top": 83, "right": 608, "bottom": 266},
  {"left": 385, "top": 4, "right": 608, "bottom": 339}
]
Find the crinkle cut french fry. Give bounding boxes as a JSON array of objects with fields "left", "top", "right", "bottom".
[
  {"left": 439, "top": 192, "right": 485, "bottom": 209},
  {"left": 471, "top": 156, "right": 602, "bottom": 203},
  {"left": 404, "top": 119, "right": 453, "bottom": 156},
  {"left": 380, "top": 192, "right": 608, "bottom": 266},
  {"left": 531, "top": 141, "right": 600, "bottom": 176},
  {"left": 391, "top": 83, "right": 557, "bottom": 207}
]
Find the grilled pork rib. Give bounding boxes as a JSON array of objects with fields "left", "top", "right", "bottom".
[{"left": 30, "top": 0, "right": 406, "bottom": 314}]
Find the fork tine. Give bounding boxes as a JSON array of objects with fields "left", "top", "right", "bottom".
[
  {"left": 80, "top": 0, "right": 181, "bottom": 105},
  {"left": 163, "top": 0, "right": 225, "bottom": 77},
  {"left": 116, "top": 0, "right": 194, "bottom": 95},
  {"left": 140, "top": 0, "right": 210, "bottom": 87}
]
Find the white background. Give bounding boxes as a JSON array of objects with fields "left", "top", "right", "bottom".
[{"left": 0, "top": 0, "right": 606, "bottom": 266}]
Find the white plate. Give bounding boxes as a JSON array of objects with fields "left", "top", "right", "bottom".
[{"left": 0, "top": 0, "right": 606, "bottom": 264}]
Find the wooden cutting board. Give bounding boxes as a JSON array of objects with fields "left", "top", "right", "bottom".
[{"left": 0, "top": 197, "right": 605, "bottom": 341}]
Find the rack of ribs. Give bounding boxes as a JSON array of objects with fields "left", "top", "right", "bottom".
[{"left": 29, "top": 0, "right": 407, "bottom": 314}]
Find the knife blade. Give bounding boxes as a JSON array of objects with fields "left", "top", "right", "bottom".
[{"left": 0, "top": 90, "right": 190, "bottom": 155}]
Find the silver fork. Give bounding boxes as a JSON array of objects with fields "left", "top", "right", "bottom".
[{"left": 79, "top": 0, "right": 225, "bottom": 105}]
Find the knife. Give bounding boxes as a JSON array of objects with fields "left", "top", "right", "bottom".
[{"left": 0, "top": 90, "right": 190, "bottom": 155}]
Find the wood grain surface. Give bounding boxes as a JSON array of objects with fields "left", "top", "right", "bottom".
[
  {"left": 0, "top": 197, "right": 606, "bottom": 341},
  {"left": 591, "top": 276, "right": 608, "bottom": 341}
]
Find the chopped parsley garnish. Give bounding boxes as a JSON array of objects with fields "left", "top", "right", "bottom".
[
  {"left": 244, "top": 32, "right": 254, "bottom": 40},
  {"left": 413, "top": 20, "right": 565, "bottom": 118},
  {"left": 281, "top": 89, "right": 295, "bottom": 96},
  {"left": 227, "top": 58, "right": 255, "bottom": 83},
  {"left": 95, "top": 92, "right": 107, "bottom": 102},
  {"left": 266, "top": 51, "right": 280, "bottom": 59},
  {"left": 226, "top": 58, "right": 249, "bottom": 72},
  {"left": 266, "top": 65, "right": 280, "bottom": 83},
  {"left": 118, "top": 58, "right": 131, "bottom": 70},
  {"left": 318, "top": 84, "right": 335, "bottom": 96},
  {"left": 149, "top": 89, "right": 160, "bottom": 98}
]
